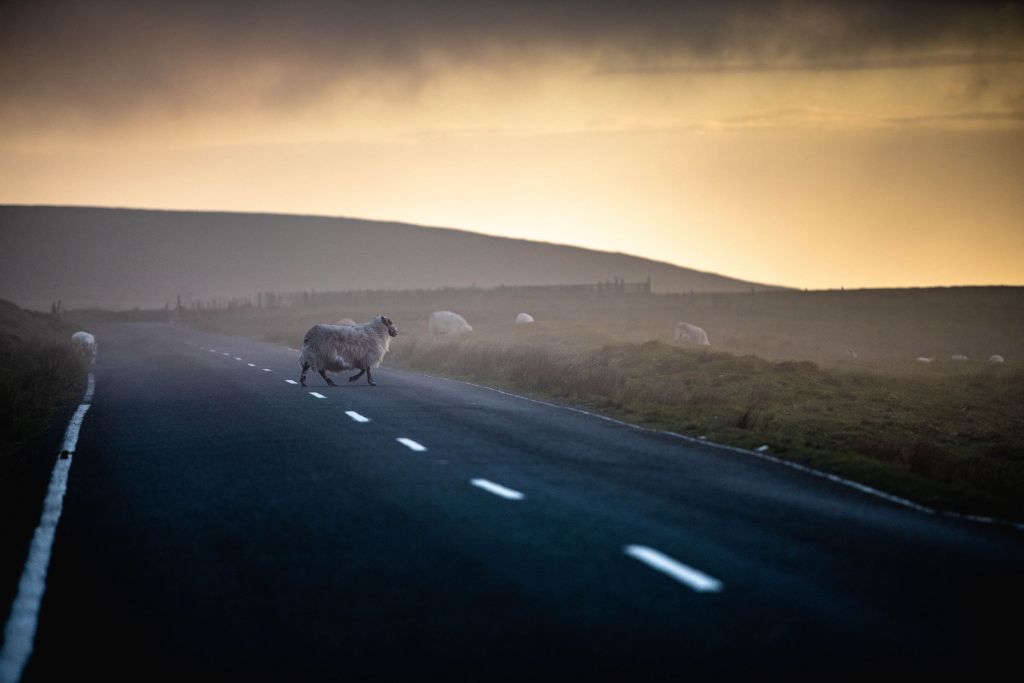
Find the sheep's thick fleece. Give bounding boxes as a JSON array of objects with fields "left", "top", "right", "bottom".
[{"left": 300, "top": 320, "right": 393, "bottom": 373}]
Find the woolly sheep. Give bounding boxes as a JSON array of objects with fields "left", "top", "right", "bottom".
[
  {"left": 674, "top": 322, "right": 710, "bottom": 346},
  {"left": 989, "top": 354, "right": 1005, "bottom": 363},
  {"left": 70, "top": 331, "right": 96, "bottom": 359},
  {"left": 299, "top": 316, "right": 398, "bottom": 387},
  {"left": 428, "top": 310, "right": 473, "bottom": 335},
  {"left": 335, "top": 318, "right": 357, "bottom": 326},
  {"left": 916, "top": 357, "right": 934, "bottom": 363},
  {"left": 515, "top": 313, "right": 534, "bottom": 324},
  {"left": 951, "top": 354, "right": 969, "bottom": 361}
]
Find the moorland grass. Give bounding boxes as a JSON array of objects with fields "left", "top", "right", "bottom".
[
  {"left": 0, "top": 302, "right": 88, "bottom": 466},
  {"left": 176, "top": 300, "right": 1024, "bottom": 521}
]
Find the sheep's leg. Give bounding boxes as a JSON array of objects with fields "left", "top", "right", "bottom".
[
  {"left": 299, "top": 363, "right": 309, "bottom": 387},
  {"left": 366, "top": 367, "right": 376, "bottom": 386},
  {"left": 348, "top": 368, "right": 365, "bottom": 383},
  {"left": 319, "top": 369, "right": 337, "bottom": 386}
]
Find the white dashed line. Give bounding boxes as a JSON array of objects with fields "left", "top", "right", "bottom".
[
  {"left": 623, "top": 545, "right": 722, "bottom": 593},
  {"left": 222, "top": 352, "right": 230, "bottom": 356},
  {"left": 345, "top": 411, "right": 371, "bottom": 423},
  {"left": 470, "top": 479, "right": 524, "bottom": 500},
  {"left": 309, "top": 392, "right": 327, "bottom": 399},
  {"left": 397, "top": 438, "right": 427, "bottom": 452},
  {"left": 285, "top": 379, "right": 298, "bottom": 385},
  {"left": 262, "top": 368, "right": 272, "bottom": 372},
  {"left": 234, "top": 356, "right": 243, "bottom": 361},
  {"left": 208, "top": 349, "right": 216, "bottom": 353},
  {"left": 247, "top": 363, "right": 256, "bottom": 367}
]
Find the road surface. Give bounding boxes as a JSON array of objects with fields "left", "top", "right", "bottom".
[{"left": 3, "top": 322, "right": 1022, "bottom": 680}]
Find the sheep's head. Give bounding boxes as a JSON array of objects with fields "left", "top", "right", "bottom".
[{"left": 381, "top": 315, "right": 398, "bottom": 337}]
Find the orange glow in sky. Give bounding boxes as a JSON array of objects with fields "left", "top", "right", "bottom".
[{"left": 2, "top": 1, "right": 1022, "bottom": 289}]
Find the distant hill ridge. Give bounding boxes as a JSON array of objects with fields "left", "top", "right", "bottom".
[{"left": 0, "top": 205, "right": 777, "bottom": 310}]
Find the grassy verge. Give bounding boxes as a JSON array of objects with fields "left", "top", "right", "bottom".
[
  {"left": 180, "top": 304, "right": 1024, "bottom": 522},
  {"left": 0, "top": 301, "right": 89, "bottom": 468},
  {"left": 388, "top": 335, "right": 1024, "bottom": 520}
]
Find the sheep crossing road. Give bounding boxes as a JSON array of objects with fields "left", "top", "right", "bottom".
[{"left": 2, "top": 323, "right": 1023, "bottom": 680}]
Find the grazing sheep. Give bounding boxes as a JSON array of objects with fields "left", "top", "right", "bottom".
[
  {"left": 674, "top": 322, "right": 710, "bottom": 346},
  {"left": 335, "top": 317, "right": 357, "bottom": 326},
  {"left": 70, "top": 331, "right": 96, "bottom": 359},
  {"left": 299, "top": 316, "right": 398, "bottom": 387},
  {"left": 428, "top": 310, "right": 473, "bottom": 335},
  {"left": 916, "top": 357, "right": 934, "bottom": 363},
  {"left": 951, "top": 354, "right": 969, "bottom": 361},
  {"left": 989, "top": 354, "right": 1005, "bottom": 363},
  {"left": 515, "top": 313, "right": 534, "bottom": 324}
]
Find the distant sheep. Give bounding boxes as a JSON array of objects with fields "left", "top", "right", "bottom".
[
  {"left": 515, "top": 313, "right": 534, "bottom": 324},
  {"left": 989, "top": 354, "right": 1005, "bottom": 363},
  {"left": 70, "top": 331, "right": 96, "bottom": 359},
  {"left": 951, "top": 354, "right": 969, "bottom": 361},
  {"left": 335, "top": 318, "right": 357, "bottom": 326},
  {"left": 299, "top": 316, "right": 398, "bottom": 386},
  {"left": 674, "top": 322, "right": 710, "bottom": 346},
  {"left": 428, "top": 310, "right": 473, "bottom": 336},
  {"left": 916, "top": 357, "right": 935, "bottom": 363}
]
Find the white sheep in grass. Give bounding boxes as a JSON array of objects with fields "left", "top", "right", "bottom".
[
  {"left": 674, "top": 322, "right": 710, "bottom": 346},
  {"left": 428, "top": 310, "right": 472, "bottom": 335},
  {"left": 989, "top": 354, "right": 1005, "bottom": 363},
  {"left": 335, "top": 318, "right": 357, "bottom": 326},
  {"left": 299, "top": 316, "right": 398, "bottom": 387},
  {"left": 515, "top": 313, "right": 534, "bottom": 323},
  {"left": 70, "top": 331, "right": 96, "bottom": 359}
]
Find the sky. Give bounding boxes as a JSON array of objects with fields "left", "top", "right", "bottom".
[{"left": 1, "top": 0, "right": 1023, "bottom": 289}]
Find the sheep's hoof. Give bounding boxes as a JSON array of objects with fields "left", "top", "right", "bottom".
[
  {"left": 326, "top": 379, "right": 337, "bottom": 387},
  {"left": 368, "top": 380, "right": 377, "bottom": 386},
  {"left": 299, "top": 381, "right": 306, "bottom": 387}
]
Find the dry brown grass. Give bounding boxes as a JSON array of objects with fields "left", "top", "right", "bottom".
[{"left": 0, "top": 301, "right": 88, "bottom": 466}]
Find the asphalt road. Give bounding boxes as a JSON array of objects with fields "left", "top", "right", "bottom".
[{"left": 4, "top": 322, "right": 1023, "bottom": 680}]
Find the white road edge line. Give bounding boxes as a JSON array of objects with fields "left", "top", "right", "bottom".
[
  {"left": 397, "top": 438, "right": 427, "bottom": 452},
  {"left": 470, "top": 479, "right": 524, "bottom": 500},
  {"left": 421, "top": 373, "right": 1024, "bottom": 532},
  {"left": 345, "top": 411, "right": 371, "bottom": 423},
  {"left": 624, "top": 545, "right": 722, "bottom": 593},
  {"left": 285, "top": 380, "right": 298, "bottom": 385},
  {"left": 309, "top": 392, "right": 327, "bottom": 399},
  {"left": 0, "top": 375, "right": 94, "bottom": 683}
]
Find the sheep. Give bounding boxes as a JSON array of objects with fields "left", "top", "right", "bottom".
[
  {"left": 70, "top": 331, "right": 96, "bottom": 359},
  {"left": 515, "top": 313, "right": 534, "bottom": 324},
  {"left": 951, "top": 354, "right": 969, "bottom": 361},
  {"left": 335, "top": 318, "right": 357, "bottom": 326},
  {"left": 298, "top": 316, "right": 398, "bottom": 387},
  {"left": 674, "top": 322, "right": 710, "bottom": 346},
  {"left": 989, "top": 354, "right": 1005, "bottom": 363},
  {"left": 916, "top": 357, "right": 935, "bottom": 363},
  {"left": 428, "top": 310, "right": 473, "bottom": 336}
]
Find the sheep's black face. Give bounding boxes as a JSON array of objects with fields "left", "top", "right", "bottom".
[{"left": 382, "top": 315, "right": 398, "bottom": 337}]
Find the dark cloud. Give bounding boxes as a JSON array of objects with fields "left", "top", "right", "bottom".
[{"left": 1, "top": 0, "right": 1022, "bottom": 124}]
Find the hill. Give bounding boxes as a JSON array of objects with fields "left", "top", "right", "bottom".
[{"left": 0, "top": 205, "right": 776, "bottom": 310}]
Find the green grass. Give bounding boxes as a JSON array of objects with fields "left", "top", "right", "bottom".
[{"left": 176, "top": 296, "right": 1024, "bottom": 522}]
